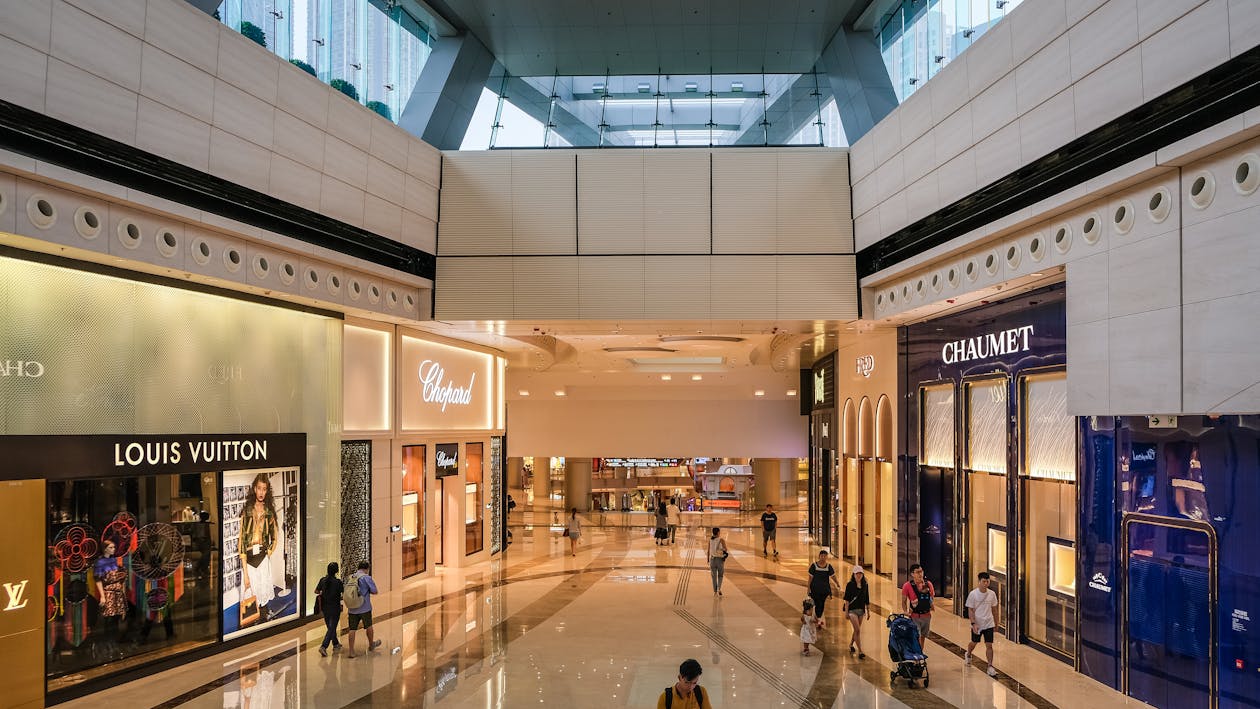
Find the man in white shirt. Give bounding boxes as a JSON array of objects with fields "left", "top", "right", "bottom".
[
  {"left": 666, "top": 498, "right": 682, "bottom": 545},
  {"left": 964, "top": 571, "right": 1000, "bottom": 677}
]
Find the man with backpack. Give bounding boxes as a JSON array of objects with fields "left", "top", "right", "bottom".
[
  {"left": 344, "top": 560, "right": 381, "bottom": 658},
  {"left": 657, "top": 658, "right": 707, "bottom": 709},
  {"left": 901, "top": 563, "right": 935, "bottom": 642}
]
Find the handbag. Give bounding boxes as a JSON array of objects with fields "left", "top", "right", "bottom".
[
  {"left": 240, "top": 591, "right": 260, "bottom": 626},
  {"left": 563, "top": 528, "right": 570, "bottom": 537}
]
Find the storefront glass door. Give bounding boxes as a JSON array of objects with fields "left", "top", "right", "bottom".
[
  {"left": 1124, "top": 520, "right": 1215, "bottom": 709},
  {"left": 861, "top": 459, "right": 877, "bottom": 566},
  {"left": 965, "top": 377, "right": 1009, "bottom": 632},
  {"left": 1019, "top": 371, "right": 1077, "bottom": 658},
  {"left": 844, "top": 456, "right": 860, "bottom": 561},
  {"left": 400, "top": 445, "right": 426, "bottom": 577}
]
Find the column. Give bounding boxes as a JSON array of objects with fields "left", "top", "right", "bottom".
[
  {"left": 507, "top": 457, "right": 523, "bottom": 491},
  {"left": 398, "top": 32, "right": 495, "bottom": 150},
  {"left": 564, "top": 458, "right": 593, "bottom": 512},
  {"left": 531, "top": 457, "right": 550, "bottom": 508},
  {"left": 753, "top": 458, "right": 783, "bottom": 507},
  {"left": 817, "top": 27, "right": 898, "bottom": 144}
]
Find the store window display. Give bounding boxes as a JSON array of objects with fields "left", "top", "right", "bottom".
[
  {"left": 46, "top": 478, "right": 217, "bottom": 693},
  {"left": 222, "top": 468, "right": 301, "bottom": 640}
]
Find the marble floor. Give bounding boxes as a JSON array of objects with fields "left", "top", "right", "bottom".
[{"left": 77, "top": 524, "right": 1143, "bottom": 708}]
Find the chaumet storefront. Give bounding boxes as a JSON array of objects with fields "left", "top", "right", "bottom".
[
  {"left": 903, "top": 284, "right": 1077, "bottom": 663},
  {"left": 0, "top": 250, "right": 340, "bottom": 706},
  {"left": 342, "top": 324, "right": 506, "bottom": 587}
]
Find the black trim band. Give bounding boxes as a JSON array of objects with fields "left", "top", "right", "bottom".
[
  {"left": 0, "top": 99, "right": 436, "bottom": 280},
  {"left": 858, "top": 44, "right": 1260, "bottom": 278}
]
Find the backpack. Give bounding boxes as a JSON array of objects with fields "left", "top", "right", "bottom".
[
  {"left": 664, "top": 685, "right": 705, "bottom": 709},
  {"left": 344, "top": 573, "right": 366, "bottom": 612},
  {"left": 910, "top": 580, "right": 933, "bottom": 614}
]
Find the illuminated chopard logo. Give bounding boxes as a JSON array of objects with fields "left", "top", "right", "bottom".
[{"left": 3, "top": 580, "right": 29, "bottom": 611}]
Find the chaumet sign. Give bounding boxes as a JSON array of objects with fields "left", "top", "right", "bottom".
[{"left": 941, "top": 325, "right": 1035, "bottom": 365}]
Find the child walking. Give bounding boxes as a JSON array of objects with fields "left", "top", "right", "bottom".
[{"left": 800, "top": 598, "right": 820, "bottom": 655}]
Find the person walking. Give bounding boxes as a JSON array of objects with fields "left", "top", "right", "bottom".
[
  {"left": 655, "top": 502, "right": 670, "bottom": 546},
  {"left": 708, "top": 527, "right": 729, "bottom": 596},
  {"left": 345, "top": 560, "right": 381, "bottom": 658},
  {"left": 842, "top": 565, "right": 870, "bottom": 658},
  {"left": 901, "top": 563, "right": 936, "bottom": 642},
  {"left": 760, "top": 504, "right": 779, "bottom": 558},
  {"left": 567, "top": 507, "right": 582, "bottom": 556},
  {"left": 666, "top": 498, "right": 682, "bottom": 545},
  {"left": 657, "top": 658, "right": 708, "bottom": 709},
  {"left": 314, "top": 562, "right": 344, "bottom": 657},
  {"left": 800, "top": 598, "right": 820, "bottom": 655},
  {"left": 807, "top": 549, "right": 841, "bottom": 627},
  {"left": 965, "top": 571, "right": 1001, "bottom": 676}
]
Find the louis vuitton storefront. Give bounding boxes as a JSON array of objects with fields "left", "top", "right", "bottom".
[{"left": 0, "top": 249, "right": 341, "bottom": 705}]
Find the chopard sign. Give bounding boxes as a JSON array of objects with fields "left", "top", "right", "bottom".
[
  {"left": 941, "top": 325, "right": 1034, "bottom": 365},
  {"left": 419, "top": 359, "right": 476, "bottom": 412}
]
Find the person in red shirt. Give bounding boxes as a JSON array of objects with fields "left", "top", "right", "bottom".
[{"left": 901, "top": 563, "right": 935, "bottom": 642}]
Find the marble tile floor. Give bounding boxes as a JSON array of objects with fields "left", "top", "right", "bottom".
[{"left": 76, "top": 526, "right": 1142, "bottom": 708}]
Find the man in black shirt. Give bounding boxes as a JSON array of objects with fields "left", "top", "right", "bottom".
[{"left": 760, "top": 504, "right": 779, "bottom": 557}]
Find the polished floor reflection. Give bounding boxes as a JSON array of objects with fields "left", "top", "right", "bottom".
[{"left": 82, "top": 523, "right": 1140, "bottom": 708}]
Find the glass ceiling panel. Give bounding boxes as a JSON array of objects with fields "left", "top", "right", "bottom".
[{"left": 459, "top": 73, "right": 847, "bottom": 149}]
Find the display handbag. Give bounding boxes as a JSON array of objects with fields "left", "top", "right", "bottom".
[{"left": 240, "top": 590, "right": 260, "bottom": 626}]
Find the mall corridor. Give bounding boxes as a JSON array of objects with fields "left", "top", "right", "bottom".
[{"left": 82, "top": 520, "right": 1134, "bottom": 708}]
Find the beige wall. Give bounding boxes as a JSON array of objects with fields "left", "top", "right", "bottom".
[
  {"left": 506, "top": 399, "right": 806, "bottom": 459},
  {"left": 850, "top": 0, "right": 1260, "bottom": 251},
  {"left": 0, "top": 0, "right": 439, "bottom": 252},
  {"left": 435, "top": 148, "right": 858, "bottom": 321},
  {"left": 833, "top": 330, "right": 899, "bottom": 458}
]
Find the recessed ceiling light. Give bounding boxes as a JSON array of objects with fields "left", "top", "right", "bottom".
[
  {"left": 518, "top": 390, "right": 530, "bottom": 396},
  {"left": 661, "top": 374, "right": 672, "bottom": 381},
  {"left": 787, "top": 389, "right": 797, "bottom": 396},
  {"left": 754, "top": 389, "right": 765, "bottom": 397},
  {"left": 691, "top": 375, "right": 702, "bottom": 381},
  {"left": 1031, "top": 272, "right": 1044, "bottom": 276},
  {"left": 554, "top": 390, "right": 566, "bottom": 396}
]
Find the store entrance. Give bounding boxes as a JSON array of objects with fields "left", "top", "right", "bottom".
[{"left": 1123, "top": 517, "right": 1216, "bottom": 709}]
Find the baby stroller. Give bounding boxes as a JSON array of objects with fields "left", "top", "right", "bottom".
[{"left": 887, "top": 614, "right": 930, "bottom": 687}]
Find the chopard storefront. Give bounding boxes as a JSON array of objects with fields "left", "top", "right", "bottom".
[
  {"left": 342, "top": 324, "right": 506, "bottom": 588},
  {"left": 0, "top": 250, "right": 340, "bottom": 705}
]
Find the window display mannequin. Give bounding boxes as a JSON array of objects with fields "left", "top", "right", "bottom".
[
  {"left": 1173, "top": 446, "right": 1210, "bottom": 521},
  {"left": 239, "top": 473, "right": 280, "bottom": 623},
  {"left": 92, "top": 540, "right": 128, "bottom": 636}
]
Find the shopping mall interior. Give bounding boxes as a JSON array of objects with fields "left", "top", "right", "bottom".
[{"left": 2, "top": 0, "right": 1258, "bottom": 707}]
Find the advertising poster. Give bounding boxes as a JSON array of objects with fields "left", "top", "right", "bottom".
[{"left": 223, "top": 467, "right": 301, "bottom": 640}]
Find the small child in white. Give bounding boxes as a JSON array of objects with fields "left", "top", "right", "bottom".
[{"left": 800, "top": 598, "right": 820, "bottom": 655}]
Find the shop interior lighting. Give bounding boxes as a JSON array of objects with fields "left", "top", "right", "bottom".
[
  {"left": 754, "top": 389, "right": 765, "bottom": 397},
  {"left": 787, "top": 389, "right": 797, "bottom": 396},
  {"left": 691, "top": 375, "right": 703, "bottom": 381},
  {"left": 661, "top": 374, "right": 672, "bottom": 381},
  {"left": 518, "top": 390, "right": 530, "bottom": 396},
  {"left": 554, "top": 390, "right": 566, "bottom": 396}
]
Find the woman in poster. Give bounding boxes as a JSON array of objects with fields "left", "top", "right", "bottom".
[{"left": 240, "top": 473, "right": 281, "bottom": 623}]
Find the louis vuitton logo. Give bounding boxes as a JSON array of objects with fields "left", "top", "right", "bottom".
[{"left": 3, "top": 579, "right": 28, "bottom": 611}]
